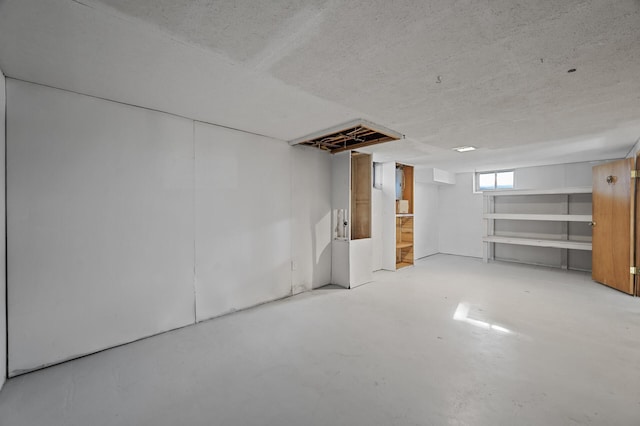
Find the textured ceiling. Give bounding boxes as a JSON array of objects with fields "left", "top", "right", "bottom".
[{"left": 1, "top": 0, "right": 639, "bottom": 171}]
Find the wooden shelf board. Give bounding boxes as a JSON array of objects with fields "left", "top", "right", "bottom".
[
  {"left": 396, "top": 214, "right": 414, "bottom": 217},
  {"left": 396, "top": 242, "right": 413, "bottom": 249},
  {"left": 483, "top": 213, "right": 593, "bottom": 222},
  {"left": 483, "top": 236, "right": 592, "bottom": 250},
  {"left": 396, "top": 262, "right": 413, "bottom": 269},
  {"left": 482, "top": 186, "right": 592, "bottom": 196}
]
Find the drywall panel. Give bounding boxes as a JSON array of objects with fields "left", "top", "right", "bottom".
[
  {"left": 381, "top": 162, "right": 397, "bottom": 270},
  {"left": 291, "top": 146, "right": 332, "bottom": 293},
  {"left": 330, "top": 152, "right": 351, "bottom": 287},
  {"left": 0, "top": 68, "right": 5, "bottom": 390},
  {"left": 7, "top": 80, "right": 195, "bottom": 375},
  {"left": 515, "top": 162, "right": 593, "bottom": 189},
  {"left": 350, "top": 238, "right": 373, "bottom": 288},
  {"left": 331, "top": 240, "right": 349, "bottom": 288},
  {"left": 414, "top": 183, "right": 438, "bottom": 259},
  {"left": 371, "top": 187, "right": 383, "bottom": 271},
  {"left": 415, "top": 168, "right": 456, "bottom": 185},
  {"left": 194, "top": 122, "right": 292, "bottom": 321},
  {"left": 438, "top": 173, "right": 484, "bottom": 258}
]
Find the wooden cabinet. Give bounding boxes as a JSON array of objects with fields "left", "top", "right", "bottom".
[
  {"left": 396, "top": 215, "right": 414, "bottom": 269},
  {"left": 351, "top": 152, "right": 372, "bottom": 240}
]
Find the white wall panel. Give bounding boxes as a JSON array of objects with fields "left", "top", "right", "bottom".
[
  {"left": 371, "top": 187, "right": 383, "bottom": 271},
  {"left": 438, "top": 173, "right": 484, "bottom": 258},
  {"left": 515, "top": 162, "right": 593, "bottom": 190},
  {"left": 291, "top": 146, "right": 332, "bottom": 292},
  {"left": 194, "top": 122, "right": 292, "bottom": 321},
  {"left": 6, "top": 80, "right": 195, "bottom": 375},
  {"left": 381, "top": 162, "right": 397, "bottom": 270},
  {"left": 330, "top": 152, "right": 351, "bottom": 286},
  {"left": 0, "top": 68, "right": 6, "bottom": 389},
  {"left": 414, "top": 183, "right": 438, "bottom": 259}
]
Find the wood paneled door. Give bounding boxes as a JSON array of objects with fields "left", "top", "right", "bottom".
[
  {"left": 636, "top": 152, "right": 640, "bottom": 296},
  {"left": 592, "top": 158, "right": 636, "bottom": 295}
]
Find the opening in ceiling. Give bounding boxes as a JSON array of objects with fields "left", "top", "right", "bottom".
[{"left": 288, "top": 119, "right": 403, "bottom": 154}]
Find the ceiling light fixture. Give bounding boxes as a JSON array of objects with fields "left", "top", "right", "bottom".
[{"left": 453, "top": 146, "right": 476, "bottom": 152}]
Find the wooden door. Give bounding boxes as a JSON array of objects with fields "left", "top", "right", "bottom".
[
  {"left": 635, "top": 152, "right": 640, "bottom": 297},
  {"left": 592, "top": 158, "right": 635, "bottom": 294},
  {"left": 350, "top": 152, "right": 371, "bottom": 240}
]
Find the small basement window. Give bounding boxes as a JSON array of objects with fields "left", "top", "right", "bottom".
[{"left": 477, "top": 170, "right": 514, "bottom": 190}]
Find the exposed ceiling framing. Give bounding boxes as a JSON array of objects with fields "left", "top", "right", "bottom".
[{"left": 289, "top": 119, "right": 403, "bottom": 154}]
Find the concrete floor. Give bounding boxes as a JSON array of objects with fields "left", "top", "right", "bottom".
[{"left": 1, "top": 254, "right": 639, "bottom": 425}]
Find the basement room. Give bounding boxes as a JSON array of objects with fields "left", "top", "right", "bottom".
[{"left": 0, "top": 1, "right": 639, "bottom": 425}]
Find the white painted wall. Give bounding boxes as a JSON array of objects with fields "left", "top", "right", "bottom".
[
  {"left": 514, "top": 162, "right": 594, "bottom": 189},
  {"left": 0, "top": 68, "right": 6, "bottom": 390},
  {"left": 331, "top": 152, "right": 351, "bottom": 287},
  {"left": 437, "top": 173, "right": 484, "bottom": 258},
  {"left": 371, "top": 187, "right": 383, "bottom": 271},
  {"left": 414, "top": 183, "right": 438, "bottom": 259},
  {"left": 194, "top": 122, "right": 292, "bottom": 321},
  {"left": 6, "top": 80, "right": 334, "bottom": 375},
  {"left": 291, "top": 147, "right": 332, "bottom": 292},
  {"left": 6, "top": 80, "right": 196, "bottom": 376},
  {"left": 380, "top": 162, "right": 397, "bottom": 271}
]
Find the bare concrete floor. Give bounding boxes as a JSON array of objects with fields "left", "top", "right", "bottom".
[{"left": 1, "top": 254, "right": 639, "bottom": 425}]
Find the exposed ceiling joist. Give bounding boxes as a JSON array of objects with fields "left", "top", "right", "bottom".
[{"left": 288, "top": 119, "right": 403, "bottom": 154}]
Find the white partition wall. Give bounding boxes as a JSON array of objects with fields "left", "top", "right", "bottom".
[
  {"left": 5, "top": 80, "right": 334, "bottom": 376},
  {"left": 437, "top": 173, "right": 484, "bottom": 258},
  {"left": 331, "top": 152, "right": 351, "bottom": 287},
  {"left": 291, "top": 147, "right": 332, "bottom": 293},
  {"left": 6, "top": 80, "right": 196, "bottom": 376},
  {"left": 414, "top": 183, "right": 439, "bottom": 259},
  {"left": 0, "top": 69, "right": 6, "bottom": 389},
  {"left": 194, "top": 122, "right": 293, "bottom": 320},
  {"left": 381, "top": 162, "right": 397, "bottom": 271}
]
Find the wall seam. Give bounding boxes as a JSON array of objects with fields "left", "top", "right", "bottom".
[
  {"left": 192, "top": 121, "right": 197, "bottom": 324},
  {"left": 3, "top": 73, "right": 7, "bottom": 384},
  {"left": 289, "top": 148, "right": 294, "bottom": 296}
]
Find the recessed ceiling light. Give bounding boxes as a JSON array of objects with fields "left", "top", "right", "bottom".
[{"left": 453, "top": 146, "right": 476, "bottom": 152}]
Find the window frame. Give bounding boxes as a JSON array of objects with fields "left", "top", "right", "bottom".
[
  {"left": 372, "top": 161, "right": 383, "bottom": 189},
  {"left": 475, "top": 170, "right": 515, "bottom": 192}
]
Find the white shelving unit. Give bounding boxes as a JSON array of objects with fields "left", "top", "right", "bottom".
[{"left": 482, "top": 187, "right": 593, "bottom": 265}]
